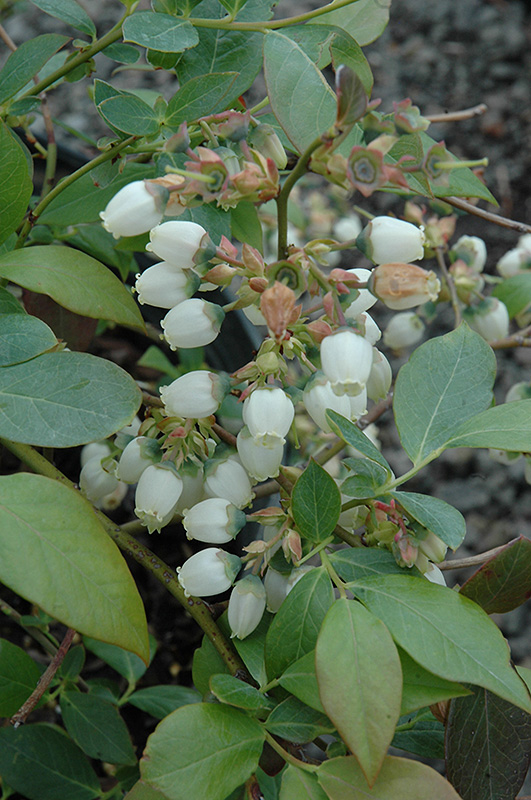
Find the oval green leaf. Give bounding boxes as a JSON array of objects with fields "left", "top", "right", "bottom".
[
  {"left": 30, "top": 0, "right": 96, "bottom": 39},
  {"left": 210, "top": 674, "right": 273, "bottom": 713},
  {"left": 292, "top": 459, "right": 341, "bottom": 543},
  {"left": 61, "top": 691, "right": 136, "bottom": 765},
  {"left": 309, "top": 0, "right": 391, "bottom": 47},
  {"left": 459, "top": 536, "right": 531, "bottom": 614},
  {"left": 278, "top": 650, "right": 324, "bottom": 713},
  {"left": 0, "top": 122, "right": 33, "bottom": 246},
  {"left": 128, "top": 685, "right": 201, "bottom": 719},
  {"left": 0, "top": 313, "right": 57, "bottom": 366},
  {"left": 165, "top": 72, "right": 239, "bottom": 130},
  {"left": 399, "top": 647, "right": 470, "bottom": 715},
  {"left": 265, "top": 696, "right": 333, "bottom": 743},
  {"left": 0, "top": 34, "right": 69, "bottom": 104},
  {"left": 0, "top": 638, "right": 42, "bottom": 716},
  {"left": 326, "top": 410, "right": 392, "bottom": 473},
  {"left": 98, "top": 94, "right": 161, "bottom": 137},
  {"left": 492, "top": 272, "right": 531, "bottom": 318},
  {"left": 0, "top": 473, "right": 149, "bottom": 662},
  {"left": 280, "top": 765, "right": 328, "bottom": 800},
  {"left": 446, "top": 398, "right": 531, "bottom": 452},
  {"left": 390, "top": 490, "right": 466, "bottom": 550},
  {"left": 0, "top": 351, "right": 141, "bottom": 446},
  {"left": 123, "top": 12, "right": 199, "bottom": 53},
  {"left": 0, "top": 246, "right": 145, "bottom": 331}
]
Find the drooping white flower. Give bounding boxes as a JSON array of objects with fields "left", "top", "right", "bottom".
[
  {"left": 264, "top": 568, "right": 290, "bottom": 612},
  {"left": 177, "top": 548, "right": 242, "bottom": 597},
  {"left": 464, "top": 298, "right": 509, "bottom": 342},
  {"left": 135, "top": 262, "right": 200, "bottom": 309},
  {"left": 99, "top": 180, "right": 165, "bottom": 239},
  {"left": 366, "top": 349, "right": 392, "bottom": 401},
  {"left": 134, "top": 464, "right": 183, "bottom": 533},
  {"left": 204, "top": 456, "right": 254, "bottom": 509},
  {"left": 175, "top": 461, "right": 205, "bottom": 514},
  {"left": 161, "top": 298, "right": 225, "bottom": 349},
  {"left": 496, "top": 248, "right": 529, "bottom": 279},
  {"left": 356, "top": 216, "right": 425, "bottom": 265},
  {"left": 80, "top": 455, "right": 118, "bottom": 502},
  {"left": 228, "top": 575, "right": 267, "bottom": 639},
  {"left": 320, "top": 329, "right": 374, "bottom": 397},
  {"left": 303, "top": 372, "right": 352, "bottom": 433},
  {"left": 355, "top": 312, "right": 381, "bottom": 345},
  {"left": 452, "top": 235, "right": 487, "bottom": 273},
  {"left": 348, "top": 387, "right": 368, "bottom": 421},
  {"left": 343, "top": 268, "right": 377, "bottom": 318},
  {"left": 242, "top": 386, "right": 294, "bottom": 446},
  {"left": 236, "top": 426, "right": 284, "bottom": 481},
  {"left": 183, "top": 498, "right": 246, "bottom": 544},
  {"left": 369, "top": 262, "right": 440, "bottom": 310},
  {"left": 160, "top": 371, "right": 229, "bottom": 419},
  {"left": 80, "top": 441, "right": 111, "bottom": 469},
  {"left": 115, "top": 436, "right": 161, "bottom": 484},
  {"left": 418, "top": 531, "right": 447, "bottom": 563},
  {"left": 383, "top": 312, "right": 425, "bottom": 350},
  {"left": 146, "top": 220, "right": 208, "bottom": 268}
]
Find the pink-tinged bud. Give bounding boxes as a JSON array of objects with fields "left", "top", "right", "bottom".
[
  {"left": 134, "top": 464, "right": 183, "bottom": 533},
  {"left": 418, "top": 530, "right": 447, "bottom": 563},
  {"left": 228, "top": 575, "right": 267, "bottom": 639},
  {"left": 99, "top": 180, "right": 165, "bottom": 238},
  {"left": 343, "top": 268, "right": 377, "bottom": 318},
  {"left": 201, "top": 263, "right": 237, "bottom": 287},
  {"left": 161, "top": 370, "right": 229, "bottom": 419},
  {"left": 135, "top": 262, "right": 200, "bottom": 309},
  {"left": 451, "top": 235, "right": 487, "bottom": 273},
  {"left": 236, "top": 426, "right": 284, "bottom": 481},
  {"left": 464, "top": 298, "right": 509, "bottom": 342},
  {"left": 303, "top": 372, "right": 351, "bottom": 433},
  {"left": 146, "top": 220, "right": 208, "bottom": 268},
  {"left": 356, "top": 216, "right": 425, "bottom": 265},
  {"left": 307, "top": 319, "right": 333, "bottom": 344},
  {"left": 497, "top": 248, "right": 531, "bottom": 278},
  {"left": 383, "top": 312, "right": 425, "bottom": 350},
  {"left": 367, "top": 349, "right": 392, "bottom": 401},
  {"left": 177, "top": 548, "right": 242, "bottom": 598},
  {"left": 161, "top": 298, "right": 225, "bottom": 349},
  {"left": 183, "top": 497, "right": 246, "bottom": 544},
  {"left": 393, "top": 534, "right": 418, "bottom": 568},
  {"left": 243, "top": 386, "right": 294, "bottom": 446},
  {"left": 80, "top": 454, "right": 118, "bottom": 502},
  {"left": 204, "top": 456, "right": 254, "bottom": 509},
  {"left": 260, "top": 282, "right": 302, "bottom": 343},
  {"left": 116, "top": 436, "right": 161, "bottom": 484},
  {"left": 369, "top": 262, "right": 440, "bottom": 310},
  {"left": 320, "top": 329, "right": 374, "bottom": 397}
]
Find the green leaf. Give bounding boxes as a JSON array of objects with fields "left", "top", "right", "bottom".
[
  {"left": 231, "top": 611, "right": 271, "bottom": 687},
  {"left": 61, "top": 691, "right": 136, "bottom": 765},
  {"left": 30, "top": 0, "right": 96, "bottom": 38},
  {"left": 329, "top": 28, "right": 373, "bottom": 95},
  {"left": 0, "top": 285, "right": 25, "bottom": 315},
  {"left": 389, "top": 491, "right": 466, "bottom": 550},
  {"left": 349, "top": 574, "right": 531, "bottom": 713},
  {"left": 178, "top": 203, "right": 231, "bottom": 245},
  {"left": 84, "top": 635, "right": 156, "bottom": 683},
  {"left": 317, "top": 754, "right": 462, "bottom": 799},
  {"left": 265, "top": 567, "right": 334, "bottom": 679},
  {"left": 192, "top": 633, "right": 230, "bottom": 696},
  {"left": 292, "top": 459, "right": 341, "bottom": 543},
  {"left": 218, "top": 0, "right": 250, "bottom": 15},
  {"left": 399, "top": 647, "right": 470, "bottom": 715},
  {"left": 68, "top": 224, "right": 137, "bottom": 281},
  {"left": 445, "top": 398, "right": 531, "bottom": 451},
  {"left": 265, "top": 696, "right": 334, "bottom": 743},
  {"left": 326, "top": 410, "right": 393, "bottom": 474},
  {"left": 446, "top": 686, "right": 531, "bottom": 800},
  {"left": 0, "top": 723, "right": 100, "bottom": 800},
  {"left": 0, "top": 474, "right": 149, "bottom": 661},
  {"left": 309, "top": 0, "right": 391, "bottom": 46},
  {"left": 459, "top": 535, "right": 531, "bottom": 613},
  {"left": 0, "top": 638, "right": 42, "bottom": 716},
  {"left": 210, "top": 674, "right": 273, "bottom": 713},
  {"left": 0, "top": 351, "right": 141, "bottom": 446},
  {"left": 123, "top": 12, "right": 199, "bottom": 53},
  {"left": 280, "top": 765, "right": 328, "bottom": 800},
  {"left": 231, "top": 201, "right": 263, "bottom": 252},
  {"left": 492, "top": 272, "right": 531, "bottom": 318},
  {"left": 128, "top": 685, "right": 201, "bottom": 719},
  {"left": 264, "top": 30, "right": 337, "bottom": 154},
  {"left": 140, "top": 703, "right": 265, "bottom": 800},
  {"left": 0, "top": 245, "right": 145, "bottom": 331},
  {"left": 125, "top": 781, "right": 169, "bottom": 800},
  {"left": 328, "top": 548, "right": 410, "bottom": 583},
  {"left": 0, "top": 123, "right": 33, "bottom": 246},
  {"left": 98, "top": 94, "right": 161, "bottom": 137},
  {"left": 316, "top": 599, "right": 401, "bottom": 784},
  {"left": 393, "top": 324, "right": 496, "bottom": 466},
  {"left": 391, "top": 712, "right": 445, "bottom": 760},
  {"left": 0, "top": 313, "right": 57, "bottom": 366},
  {"left": 102, "top": 43, "right": 141, "bottom": 64},
  {"left": 165, "top": 72, "right": 239, "bottom": 130},
  {"left": 340, "top": 460, "right": 389, "bottom": 499},
  {"left": 278, "top": 650, "right": 324, "bottom": 713},
  {"left": 58, "top": 645, "right": 85, "bottom": 680},
  {"left": 0, "top": 34, "right": 69, "bottom": 104}
]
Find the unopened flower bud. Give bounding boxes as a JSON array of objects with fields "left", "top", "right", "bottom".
[
  {"left": 249, "top": 123, "right": 287, "bottom": 169},
  {"left": 80, "top": 455, "right": 118, "bottom": 502},
  {"left": 367, "top": 349, "right": 392, "bottom": 401},
  {"left": 383, "top": 312, "right": 425, "bottom": 350},
  {"left": 100, "top": 180, "right": 165, "bottom": 238},
  {"left": 343, "top": 268, "right": 377, "bottom": 318},
  {"left": 303, "top": 372, "right": 351, "bottom": 433},
  {"left": 370, "top": 262, "right": 440, "bottom": 310},
  {"left": 355, "top": 312, "right": 381, "bottom": 345},
  {"left": 135, "top": 262, "right": 200, "bottom": 309},
  {"left": 97, "top": 481, "right": 128, "bottom": 512},
  {"left": 451, "top": 235, "right": 486, "bottom": 273},
  {"left": 320, "top": 329, "right": 374, "bottom": 397},
  {"left": 236, "top": 426, "right": 284, "bottom": 481},
  {"left": 204, "top": 456, "right": 254, "bottom": 508},
  {"left": 177, "top": 548, "right": 242, "bottom": 597},
  {"left": 116, "top": 436, "right": 161, "bottom": 484},
  {"left": 243, "top": 386, "right": 294, "bottom": 446},
  {"left": 356, "top": 216, "right": 425, "bottom": 265},
  {"left": 183, "top": 497, "right": 246, "bottom": 543},
  {"left": 161, "top": 298, "right": 225, "bottom": 349},
  {"left": 80, "top": 442, "right": 110, "bottom": 469},
  {"left": 417, "top": 530, "right": 447, "bottom": 563},
  {"left": 134, "top": 464, "right": 183, "bottom": 533},
  {"left": 228, "top": 575, "right": 267, "bottom": 639},
  {"left": 146, "top": 220, "right": 208, "bottom": 268},
  {"left": 160, "top": 371, "right": 230, "bottom": 418},
  {"left": 496, "top": 248, "right": 531, "bottom": 279},
  {"left": 464, "top": 298, "right": 509, "bottom": 342}
]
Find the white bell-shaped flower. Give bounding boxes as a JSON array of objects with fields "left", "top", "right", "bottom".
[
  {"left": 236, "top": 426, "right": 284, "bottom": 481},
  {"left": 228, "top": 575, "right": 267, "bottom": 639},
  {"left": 135, "top": 262, "right": 200, "bottom": 309},
  {"left": 334, "top": 214, "right": 362, "bottom": 242},
  {"left": 355, "top": 311, "right": 381, "bottom": 345},
  {"left": 134, "top": 464, "right": 183, "bottom": 533},
  {"left": 115, "top": 436, "right": 160, "bottom": 484},
  {"left": 452, "top": 235, "right": 487, "bottom": 273},
  {"left": 303, "top": 372, "right": 351, "bottom": 433},
  {"left": 344, "top": 268, "right": 377, "bottom": 318},
  {"left": 464, "top": 298, "right": 509, "bottom": 342},
  {"left": 418, "top": 531, "right": 447, "bottom": 563},
  {"left": 146, "top": 220, "right": 207, "bottom": 268},
  {"left": 183, "top": 498, "right": 246, "bottom": 544},
  {"left": 97, "top": 481, "right": 128, "bottom": 512},
  {"left": 100, "top": 180, "right": 165, "bottom": 239},
  {"left": 242, "top": 386, "right": 294, "bottom": 446},
  {"left": 160, "top": 371, "right": 229, "bottom": 419},
  {"left": 367, "top": 349, "right": 392, "bottom": 401},
  {"left": 80, "top": 441, "right": 111, "bottom": 469},
  {"left": 264, "top": 568, "right": 290, "bottom": 612},
  {"left": 161, "top": 298, "right": 225, "bottom": 350},
  {"left": 356, "top": 216, "right": 425, "bottom": 265},
  {"left": 348, "top": 386, "right": 368, "bottom": 421},
  {"left": 383, "top": 312, "right": 425, "bottom": 350},
  {"left": 177, "top": 548, "right": 242, "bottom": 597},
  {"left": 80, "top": 455, "right": 118, "bottom": 502},
  {"left": 204, "top": 456, "right": 254, "bottom": 509},
  {"left": 496, "top": 248, "right": 529, "bottom": 278},
  {"left": 320, "top": 329, "right": 374, "bottom": 397},
  {"left": 175, "top": 462, "right": 205, "bottom": 514}
]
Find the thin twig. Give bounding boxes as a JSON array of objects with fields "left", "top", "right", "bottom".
[
  {"left": 435, "top": 246, "right": 462, "bottom": 327},
  {"left": 0, "top": 596, "right": 57, "bottom": 657},
  {"left": 426, "top": 104, "right": 488, "bottom": 124},
  {"left": 438, "top": 543, "right": 508, "bottom": 571},
  {"left": 444, "top": 196, "right": 531, "bottom": 234},
  {"left": 0, "top": 23, "right": 17, "bottom": 50},
  {"left": 10, "top": 628, "right": 76, "bottom": 727},
  {"left": 211, "top": 423, "right": 237, "bottom": 448}
]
